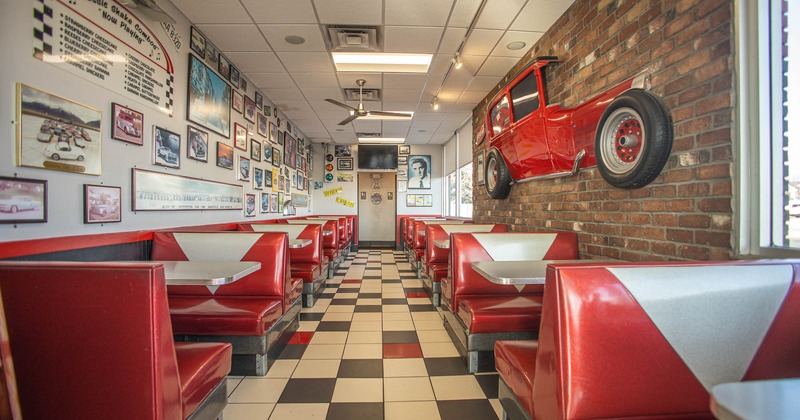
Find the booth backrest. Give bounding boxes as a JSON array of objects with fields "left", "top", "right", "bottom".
[
  {"left": 426, "top": 224, "right": 508, "bottom": 265},
  {"left": 447, "top": 232, "right": 578, "bottom": 307},
  {"left": 533, "top": 260, "right": 800, "bottom": 419},
  {"left": 412, "top": 220, "right": 469, "bottom": 250},
  {"left": 404, "top": 218, "right": 445, "bottom": 245},
  {"left": 0, "top": 291, "right": 20, "bottom": 420},
  {"left": 0, "top": 262, "right": 183, "bottom": 420},
  {"left": 281, "top": 219, "right": 338, "bottom": 249},
  {"left": 238, "top": 224, "right": 323, "bottom": 265},
  {"left": 151, "top": 232, "right": 292, "bottom": 310}
]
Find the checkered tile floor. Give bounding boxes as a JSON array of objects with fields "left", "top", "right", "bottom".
[{"left": 224, "top": 249, "right": 502, "bottom": 419}]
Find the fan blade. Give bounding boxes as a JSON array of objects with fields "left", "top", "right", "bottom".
[
  {"left": 367, "top": 111, "right": 413, "bottom": 118},
  {"left": 325, "top": 99, "right": 357, "bottom": 112},
  {"left": 125, "top": 0, "right": 176, "bottom": 23},
  {"left": 337, "top": 114, "right": 360, "bottom": 125}
]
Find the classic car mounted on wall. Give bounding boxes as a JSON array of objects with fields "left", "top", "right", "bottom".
[{"left": 483, "top": 56, "right": 673, "bottom": 199}]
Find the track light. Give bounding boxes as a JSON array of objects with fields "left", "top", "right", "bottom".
[
  {"left": 452, "top": 53, "right": 463, "bottom": 69},
  {"left": 432, "top": 97, "right": 439, "bottom": 110}
]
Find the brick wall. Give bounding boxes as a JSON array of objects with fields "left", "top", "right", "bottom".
[{"left": 472, "top": 0, "right": 734, "bottom": 261}]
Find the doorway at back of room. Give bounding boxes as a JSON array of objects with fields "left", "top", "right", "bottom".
[{"left": 357, "top": 172, "right": 396, "bottom": 248}]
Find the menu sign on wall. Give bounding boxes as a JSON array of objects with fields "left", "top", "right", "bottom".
[{"left": 32, "top": 0, "right": 175, "bottom": 115}]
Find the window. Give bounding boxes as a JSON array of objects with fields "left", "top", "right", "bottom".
[
  {"left": 459, "top": 163, "right": 473, "bottom": 218},
  {"left": 490, "top": 96, "right": 510, "bottom": 135},
  {"left": 446, "top": 172, "right": 457, "bottom": 216},
  {"left": 510, "top": 71, "right": 540, "bottom": 121}
]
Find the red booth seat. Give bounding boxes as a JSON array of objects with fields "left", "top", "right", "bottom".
[
  {"left": 151, "top": 231, "right": 300, "bottom": 376},
  {"left": 0, "top": 262, "right": 231, "bottom": 420},
  {"left": 495, "top": 260, "right": 800, "bottom": 420},
  {"left": 441, "top": 231, "right": 578, "bottom": 372},
  {"left": 410, "top": 219, "right": 469, "bottom": 274},
  {"left": 281, "top": 219, "right": 342, "bottom": 277}
]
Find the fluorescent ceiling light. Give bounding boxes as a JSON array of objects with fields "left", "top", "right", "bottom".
[
  {"left": 332, "top": 53, "right": 432, "bottom": 73},
  {"left": 360, "top": 112, "right": 414, "bottom": 120},
  {"left": 358, "top": 137, "right": 405, "bottom": 144}
]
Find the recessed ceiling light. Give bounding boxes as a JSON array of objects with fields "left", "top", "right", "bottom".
[
  {"left": 285, "top": 35, "right": 306, "bottom": 45},
  {"left": 418, "top": 129, "right": 427, "bottom": 133},
  {"left": 335, "top": 128, "right": 345, "bottom": 132},
  {"left": 507, "top": 41, "right": 526, "bottom": 51},
  {"left": 360, "top": 111, "right": 414, "bottom": 120},
  {"left": 332, "top": 53, "right": 432, "bottom": 73},
  {"left": 357, "top": 137, "right": 405, "bottom": 144}
]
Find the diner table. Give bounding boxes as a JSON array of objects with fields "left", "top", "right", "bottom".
[
  {"left": 433, "top": 239, "right": 450, "bottom": 249},
  {"left": 472, "top": 260, "right": 601, "bottom": 291},
  {"left": 149, "top": 260, "right": 261, "bottom": 293},
  {"left": 290, "top": 238, "right": 312, "bottom": 248},
  {"left": 710, "top": 379, "right": 800, "bottom": 420}
]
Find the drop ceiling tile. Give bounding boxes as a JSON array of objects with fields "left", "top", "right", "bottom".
[
  {"left": 446, "top": 111, "right": 474, "bottom": 122},
  {"left": 324, "top": 121, "right": 356, "bottom": 132},
  {"left": 428, "top": 54, "right": 454, "bottom": 75},
  {"left": 461, "top": 29, "right": 503, "bottom": 56},
  {"left": 448, "top": 0, "right": 482, "bottom": 28},
  {"left": 262, "top": 86, "right": 305, "bottom": 102},
  {"left": 383, "top": 89, "right": 423, "bottom": 102},
  {"left": 351, "top": 120, "right": 382, "bottom": 132},
  {"left": 241, "top": 0, "right": 317, "bottom": 24},
  {"left": 475, "top": 0, "right": 526, "bottom": 30},
  {"left": 384, "top": 26, "right": 444, "bottom": 54},
  {"left": 410, "top": 120, "right": 443, "bottom": 132},
  {"left": 249, "top": 73, "right": 297, "bottom": 89},
  {"left": 382, "top": 120, "right": 412, "bottom": 132},
  {"left": 477, "top": 56, "right": 521, "bottom": 76},
  {"left": 457, "top": 90, "right": 488, "bottom": 104},
  {"left": 258, "top": 25, "right": 328, "bottom": 52},
  {"left": 510, "top": 0, "right": 574, "bottom": 32},
  {"left": 310, "top": 101, "right": 353, "bottom": 117},
  {"left": 292, "top": 73, "right": 341, "bottom": 89},
  {"left": 277, "top": 52, "right": 334, "bottom": 73},
  {"left": 224, "top": 52, "right": 282, "bottom": 73},
  {"left": 468, "top": 75, "right": 503, "bottom": 91},
  {"left": 382, "top": 74, "right": 428, "bottom": 90},
  {"left": 337, "top": 74, "right": 382, "bottom": 89},
  {"left": 301, "top": 88, "right": 346, "bottom": 101},
  {"left": 439, "top": 27, "right": 468, "bottom": 56},
  {"left": 441, "top": 70, "right": 474, "bottom": 92},
  {"left": 492, "top": 31, "right": 543, "bottom": 58},
  {"left": 315, "top": 0, "right": 382, "bottom": 25},
  {"left": 196, "top": 24, "right": 271, "bottom": 52},
  {"left": 273, "top": 101, "right": 314, "bottom": 114},
  {"left": 449, "top": 102, "right": 479, "bottom": 112},
  {"left": 171, "top": 0, "right": 251, "bottom": 24},
  {"left": 288, "top": 118, "right": 326, "bottom": 130},
  {"left": 385, "top": 0, "right": 453, "bottom": 26},
  {"left": 382, "top": 101, "right": 421, "bottom": 112}
]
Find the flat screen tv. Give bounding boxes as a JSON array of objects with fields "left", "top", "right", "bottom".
[{"left": 358, "top": 144, "right": 398, "bottom": 170}]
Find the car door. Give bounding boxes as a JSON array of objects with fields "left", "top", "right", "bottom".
[{"left": 507, "top": 69, "right": 552, "bottom": 178}]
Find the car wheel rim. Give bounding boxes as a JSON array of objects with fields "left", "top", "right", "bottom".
[
  {"left": 601, "top": 107, "right": 644, "bottom": 174},
  {"left": 487, "top": 156, "right": 498, "bottom": 191}
]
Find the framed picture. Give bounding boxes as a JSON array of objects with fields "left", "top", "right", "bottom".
[
  {"left": 132, "top": 168, "right": 242, "bottom": 211},
  {"left": 234, "top": 123, "right": 247, "bottom": 151},
  {"left": 205, "top": 41, "right": 219, "bottom": 65},
  {"left": 337, "top": 172, "right": 353, "bottom": 182},
  {"left": 244, "top": 96, "right": 256, "bottom": 123},
  {"left": 241, "top": 77, "right": 247, "bottom": 91},
  {"left": 278, "top": 192, "right": 285, "bottom": 213},
  {"left": 272, "top": 147, "right": 281, "bottom": 167},
  {"left": 218, "top": 54, "right": 230, "bottom": 79},
  {"left": 272, "top": 168, "right": 280, "bottom": 192},
  {"left": 398, "top": 180, "right": 407, "bottom": 193},
  {"left": 408, "top": 155, "right": 432, "bottom": 189},
  {"left": 270, "top": 193, "right": 279, "bottom": 212},
  {"left": 257, "top": 112, "right": 268, "bottom": 138},
  {"left": 16, "top": 84, "right": 102, "bottom": 175},
  {"left": 190, "top": 27, "right": 206, "bottom": 58},
  {"left": 278, "top": 130, "right": 284, "bottom": 146},
  {"left": 398, "top": 155, "right": 408, "bottom": 165},
  {"left": 283, "top": 133, "right": 297, "bottom": 169},
  {"left": 153, "top": 126, "right": 180, "bottom": 169},
  {"left": 279, "top": 175, "right": 284, "bottom": 192},
  {"left": 399, "top": 145, "right": 411, "bottom": 155},
  {"left": 264, "top": 105, "right": 271, "bottom": 116},
  {"left": 230, "top": 65, "right": 240, "bottom": 89},
  {"left": 238, "top": 156, "right": 251, "bottom": 181},
  {"left": 263, "top": 142, "right": 272, "bottom": 161},
  {"left": 255, "top": 91, "right": 263, "bottom": 110},
  {"left": 251, "top": 138, "right": 261, "bottom": 161},
  {"left": 260, "top": 192, "right": 271, "bottom": 213},
  {"left": 337, "top": 158, "right": 353, "bottom": 170},
  {"left": 187, "top": 55, "right": 231, "bottom": 137},
  {"left": 232, "top": 90, "right": 243, "bottom": 113},
  {"left": 216, "top": 141, "right": 233, "bottom": 170},
  {"left": 245, "top": 193, "right": 256, "bottom": 217},
  {"left": 253, "top": 167, "right": 263, "bottom": 190},
  {"left": 406, "top": 194, "right": 416, "bottom": 207},
  {"left": 292, "top": 193, "right": 308, "bottom": 208},
  {"left": 334, "top": 145, "right": 352, "bottom": 157},
  {"left": 476, "top": 149, "right": 486, "bottom": 186},
  {"left": 269, "top": 122, "right": 277, "bottom": 143},
  {"left": 0, "top": 176, "right": 47, "bottom": 224},
  {"left": 265, "top": 167, "right": 273, "bottom": 188},
  {"left": 111, "top": 102, "right": 143, "bottom": 145},
  {"left": 83, "top": 184, "right": 121, "bottom": 224},
  {"left": 187, "top": 126, "right": 209, "bottom": 163}
]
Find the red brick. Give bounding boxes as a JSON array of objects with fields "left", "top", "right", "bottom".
[
  {"left": 677, "top": 245, "right": 711, "bottom": 260},
  {"left": 666, "top": 228, "right": 694, "bottom": 243},
  {"left": 679, "top": 214, "right": 711, "bottom": 228},
  {"left": 696, "top": 163, "right": 730, "bottom": 180},
  {"left": 699, "top": 197, "right": 732, "bottom": 212},
  {"left": 697, "top": 128, "right": 731, "bottom": 146},
  {"left": 696, "top": 93, "right": 731, "bottom": 115},
  {"left": 696, "top": 230, "right": 731, "bottom": 247}
]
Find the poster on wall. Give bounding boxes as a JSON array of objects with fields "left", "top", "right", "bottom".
[
  {"left": 132, "top": 168, "right": 242, "bottom": 211},
  {"left": 408, "top": 155, "right": 431, "bottom": 189},
  {"left": 32, "top": 0, "right": 175, "bottom": 115},
  {"left": 188, "top": 55, "right": 231, "bottom": 137}
]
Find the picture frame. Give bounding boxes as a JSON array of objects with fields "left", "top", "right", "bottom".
[
  {"left": 132, "top": 168, "right": 243, "bottom": 211},
  {"left": 476, "top": 149, "right": 486, "bottom": 186},
  {"left": 271, "top": 193, "right": 279, "bottom": 212},
  {"left": 257, "top": 112, "right": 268, "bottom": 138},
  {"left": 283, "top": 133, "right": 297, "bottom": 169},
  {"left": 269, "top": 122, "right": 277, "bottom": 143},
  {"left": 229, "top": 65, "right": 240, "bottom": 89},
  {"left": 218, "top": 54, "right": 230, "bottom": 79},
  {"left": 398, "top": 155, "right": 408, "bottom": 165},
  {"left": 264, "top": 105, "right": 271, "bottom": 116},
  {"left": 83, "top": 184, "right": 121, "bottom": 224},
  {"left": 337, "top": 158, "right": 353, "bottom": 170},
  {"left": 334, "top": 145, "right": 352, "bottom": 157},
  {"left": 111, "top": 102, "right": 144, "bottom": 145},
  {"left": 272, "top": 147, "right": 281, "bottom": 167},
  {"left": 278, "top": 130, "right": 284, "bottom": 146},
  {"left": 205, "top": 41, "right": 219, "bottom": 65},
  {"left": 234, "top": 122, "right": 247, "bottom": 151},
  {"left": 255, "top": 91, "right": 263, "bottom": 110},
  {"left": 292, "top": 193, "right": 308, "bottom": 208},
  {"left": 187, "top": 55, "right": 231, "bottom": 137},
  {"left": 240, "top": 77, "right": 247, "bottom": 91},
  {"left": 243, "top": 96, "right": 256, "bottom": 123},
  {"left": 238, "top": 156, "right": 251, "bottom": 182},
  {"left": 272, "top": 168, "right": 280, "bottom": 192},
  {"left": 187, "top": 125, "right": 209, "bottom": 163},
  {"left": 253, "top": 167, "right": 263, "bottom": 190},
  {"left": 250, "top": 138, "right": 261, "bottom": 161},
  {"left": 265, "top": 167, "right": 273, "bottom": 188},
  {"left": 260, "top": 192, "right": 271, "bottom": 213},
  {"left": 263, "top": 142, "right": 272, "bottom": 161},
  {"left": 232, "top": 90, "right": 243, "bottom": 113},
  {"left": 152, "top": 126, "right": 180, "bottom": 169},
  {"left": 0, "top": 176, "right": 47, "bottom": 224},
  {"left": 398, "top": 180, "right": 407, "bottom": 193},
  {"left": 190, "top": 27, "right": 206, "bottom": 58},
  {"left": 337, "top": 172, "right": 353, "bottom": 182},
  {"left": 399, "top": 145, "right": 410, "bottom": 155},
  {"left": 216, "top": 141, "right": 234, "bottom": 170},
  {"left": 408, "top": 155, "right": 432, "bottom": 189},
  {"left": 244, "top": 193, "right": 256, "bottom": 217},
  {"left": 16, "top": 83, "right": 102, "bottom": 176}
]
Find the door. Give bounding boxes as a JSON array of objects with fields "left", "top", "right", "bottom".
[{"left": 358, "top": 172, "right": 396, "bottom": 246}]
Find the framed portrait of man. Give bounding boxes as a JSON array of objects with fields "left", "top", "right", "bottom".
[{"left": 407, "top": 155, "right": 431, "bottom": 189}]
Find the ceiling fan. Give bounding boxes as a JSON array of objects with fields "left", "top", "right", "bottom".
[
  {"left": 326, "top": 79, "right": 412, "bottom": 125},
  {"left": 117, "top": 0, "right": 176, "bottom": 24}
]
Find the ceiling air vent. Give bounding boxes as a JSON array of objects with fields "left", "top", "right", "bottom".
[
  {"left": 344, "top": 88, "right": 381, "bottom": 101},
  {"left": 356, "top": 132, "right": 382, "bottom": 138},
  {"left": 326, "top": 25, "right": 381, "bottom": 52}
]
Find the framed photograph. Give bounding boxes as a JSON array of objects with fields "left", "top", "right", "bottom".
[
  {"left": 216, "top": 141, "right": 233, "bottom": 170},
  {"left": 83, "top": 184, "right": 121, "bottom": 224},
  {"left": 260, "top": 192, "right": 271, "bottom": 213},
  {"left": 476, "top": 149, "right": 486, "bottom": 186},
  {"left": 270, "top": 193, "right": 279, "bottom": 212},
  {"left": 263, "top": 142, "right": 273, "bottom": 162},
  {"left": 265, "top": 167, "right": 273, "bottom": 188},
  {"left": 0, "top": 176, "right": 47, "bottom": 224},
  {"left": 279, "top": 175, "right": 284, "bottom": 192},
  {"left": 111, "top": 102, "right": 143, "bottom": 145},
  {"left": 255, "top": 91, "right": 263, "bottom": 110},
  {"left": 244, "top": 96, "right": 256, "bottom": 123},
  {"left": 408, "top": 155, "right": 432, "bottom": 189},
  {"left": 241, "top": 77, "right": 247, "bottom": 91},
  {"left": 218, "top": 54, "right": 230, "bottom": 79},
  {"left": 238, "top": 156, "right": 251, "bottom": 181},
  {"left": 230, "top": 65, "right": 240, "bottom": 89},
  {"left": 234, "top": 123, "right": 247, "bottom": 151},
  {"left": 406, "top": 194, "right": 416, "bottom": 207},
  {"left": 190, "top": 27, "right": 206, "bottom": 58},
  {"left": 283, "top": 133, "right": 297, "bottom": 169},
  {"left": 188, "top": 55, "right": 231, "bottom": 137},
  {"left": 399, "top": 145, "right": 410, "bottom": 155},
  {"left": 269, "top": 122, "right": 277, "bottom": 143},
  {"left": 286, "top": 121, "right": 293, "bottom": 134},
  {"left": 245, "top": 193, "right": 256, "bottom": 217},
  {"left": 187, "top": 126, "right": 209, "bottom": 163},
  {"left": 132, "top": 168, "right": 242, "bottom": 211},
  {"left": 264, "top": 105, "right": 271, "bottom": 116},
  {"left": 337, "top": 172, "right": 353, "bottom": 182},
  {"left": 272, "top": 147, "right": 281, "bottom": 167},
  {"left": 253, "top": 167, "right": 263, "bottom": 190},
  {"left": 153, "top": 126, "right": 180, "bottom": 169},
  {"left": 337, "top": 158, "right": 353, "bottom": 170},
  {"left": 205, "top": 41, "right": 219, "bottom": 65},
  {"left": 16, "top": 83, "right": 102, "bottom": 175},
  {"left": 278, "top": 192, "right": 284, "bottom": 212},
  {"left": 398, "top": 155, "right": 408, "bottom": 165},
  {"left": 250, "top": 139, "right": 261, "bottom": 161},
  {"left": 278, "top": 130, "right": 284, "bottom": 146},
  {"left": 232, "top": 90, "right": 243, "bottom": 113},
  {"left": 398, "top": 180, "right": 407, "bottom": 192},
  {"left": 292, "top": 193, "right": 308, "bottom": 208},
  {"left": 257, "top": 112, "right": 268, "bottom": 138},
  {"left": 272, "top": 168, "right": 280, "bottom": 192},
  {"left": 334, "top": 145, "right": 351, "bottom": 157}
]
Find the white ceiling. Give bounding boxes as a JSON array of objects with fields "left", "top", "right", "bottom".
[{"left": 167, "top": 0, "right": 573, "bottom": 145}]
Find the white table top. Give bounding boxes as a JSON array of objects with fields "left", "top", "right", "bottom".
[
  {"left": 290, "top": 239, "right": 312, "bottom": 248},
  {"left": 711, "top": 379, "right": 800, "bottom": 420},
  {"left": 149, "top": 260, "right": 261, "bottom": 293},
  {"left": 471, "top": 260, "right": 596, "bottom": 291},
  {"left": 433, "top": 239, "right": 450, "bottom": 249}
]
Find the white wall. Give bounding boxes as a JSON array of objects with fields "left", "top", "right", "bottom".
[{"left": 309, "top": 143, "right": 358, "bottom": 215}]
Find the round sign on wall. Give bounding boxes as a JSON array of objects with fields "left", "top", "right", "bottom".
[
  {"left": 326, "top": 154, "right": 334, "bottom": 162},
  {"left": 325, "top": 173, "right": 334, "bottom": 181},
  {"left": 325, "top": 163, "right": 334, "bottom": 171}
]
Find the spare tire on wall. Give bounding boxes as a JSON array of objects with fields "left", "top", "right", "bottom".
[
  {"left": 594, "top": 90, "right": 673, "bottom": 189},
  {"left": 485, "top": 148, "right": 512, "bottom": 199}
]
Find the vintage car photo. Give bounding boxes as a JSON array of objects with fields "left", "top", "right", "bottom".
[
  {"left": 0, "top": 176, "right": 47, "bottom": 223},
  {"left": 84, "top": 184, "right": 121, "bottom": 224},
  {"left": 111, "top": 103, "right": 144, "bottom": 145},
  {"left": 153, "top": 126, "right": 181, "bottom": 169}
]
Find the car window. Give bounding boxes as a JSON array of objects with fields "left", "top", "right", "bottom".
[
  {"left": 510, "top": 71, "right": 540, "bottom": 121},
  {"left": 490, "top": 96, "right": 511, "bottom": 135}
]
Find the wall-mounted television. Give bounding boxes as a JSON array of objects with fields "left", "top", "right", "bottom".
[{"left": 358, "top": 144, "right": 398, "bottom": 170}]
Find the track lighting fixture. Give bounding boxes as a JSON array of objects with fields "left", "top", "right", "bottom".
[{"left": 432, "top": 97, "right": 439, "bottom": 110}]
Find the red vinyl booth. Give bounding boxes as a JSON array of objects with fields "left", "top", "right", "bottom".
[
  {"left": 279, "top": 219, "right": 342, "bottom": 276},
  {"left": 409, "top": 219, "right": 463, "bottom": 271}
]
